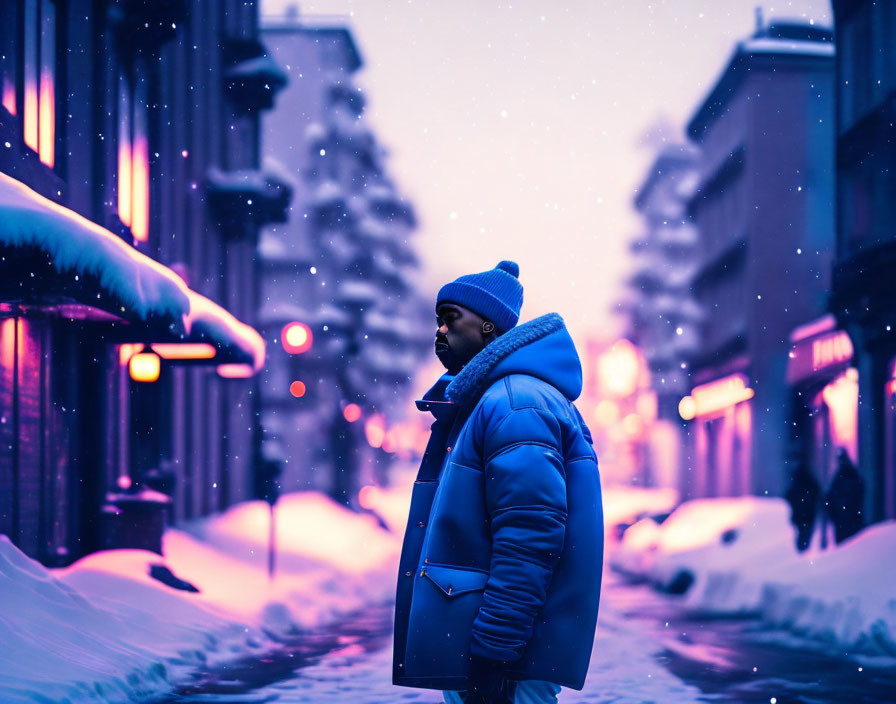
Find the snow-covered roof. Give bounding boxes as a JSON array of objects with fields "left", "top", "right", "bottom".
[
  {"left": 310, "top": 179, "right": 344, "bottom": 205},
  {"left": 0, "top": 172, "right": 265, "bottom": 373},
  {"left": 687, "top": 22, "right": 834, "bottom": 139},
  {"left": 336, "top": 279, "right": 379, "bottom": 308},
  {"left": 185, "top": 291, "right": 266, "bottom": 372},
  {"left": 741, "top": 36, "right": 835, "bottom": 58},
  {"left": 261, "top": 156, "right": 300, "bottom": 191},
  {"left": 225, "top": 54, "right": 288, "bottom": 87},
  {"left": 356, "top": 216, "right": 392, "bottom": 243},
  {"left": 257, "top": 300, "right": 316, "bottom": 326},
  {"left": 305, "top": 122, "right": 327, "bottom": 144},
  {"left": 317, "top": 303, "right": 353, "bottom": 330},
  {"left": 206, "top": 166, "right": 291, "bottom": 199},
  {"left": 0, "top": 171, "right": 191, "bottom": 324}
]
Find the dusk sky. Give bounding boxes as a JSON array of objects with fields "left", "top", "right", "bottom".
[{"left": 261, "top": 0, "right": 832, "bottom": 345}]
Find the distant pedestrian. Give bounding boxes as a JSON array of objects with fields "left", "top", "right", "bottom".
[
  {"left": 784, "top": 460, "right": 820, "bottom": 552},
  {"left": 391, "top": 261, "right": 604, "bottom": 704},
  {"left": 823, "top": 449, "right": 865, "bottom": 545}
]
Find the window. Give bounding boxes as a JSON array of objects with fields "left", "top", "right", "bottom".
[
  {"left": 0, "top": 3, "right": 17, "bottom": 115},
  {"left": 21, "top": 0, "right": 56, "bottom": 168},
  {"left": 117, "top": 66, "right": 150, "bottom": 242}
]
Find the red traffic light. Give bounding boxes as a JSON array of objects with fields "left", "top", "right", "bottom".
[{"left": 343, "top": 403, "right": 361, "bottom": 423}]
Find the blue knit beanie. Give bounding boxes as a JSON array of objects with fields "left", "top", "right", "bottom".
[{"left": 436, "top": 260, "right": 523, "bottom": 334}]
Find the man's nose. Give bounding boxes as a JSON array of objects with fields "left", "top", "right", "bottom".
[{"left": 437, "top": 323, "right": 448, "bottom": 336}]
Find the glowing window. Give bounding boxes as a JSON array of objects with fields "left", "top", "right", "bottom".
[
  {"left": 0, "top": 3, "right": 17, "bottom": 115},
  {"left": 117, "top": 67, "right": 150, "bottom": 242},
  {"left": 22, "top": 0, "right": 56, "bottom": 167}
]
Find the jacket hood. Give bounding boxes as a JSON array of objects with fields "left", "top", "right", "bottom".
[{"left": 442, "top": 312, "right": 583, "bottom": 409}]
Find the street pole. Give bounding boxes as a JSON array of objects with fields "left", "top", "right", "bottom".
[{"left": 268, "top": 499, "right": 276, "bottom": 580}]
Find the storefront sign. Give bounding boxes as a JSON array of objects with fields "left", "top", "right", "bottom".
[
  {"left": 680, "top": 373, "right": 754, "bottom": 420},
  {"left": 787, "top": 329, "right": 854, "bottom": 385}
]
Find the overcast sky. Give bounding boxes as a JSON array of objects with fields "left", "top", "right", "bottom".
[{"left": 261, "top": 0, "right": 832, "bottom": 345}]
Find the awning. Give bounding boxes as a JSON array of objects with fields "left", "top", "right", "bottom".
[{"left": 0, "top": 172, "right": 265, "bottom": 373}]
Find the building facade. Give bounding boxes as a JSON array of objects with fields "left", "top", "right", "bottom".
[
  {"left": 830, "top": 0, "right": 896, "bottom": 522},
  {"left": 681, "top": 19, "right": 835, "bottom": 499},
  {"left": 0, "top": 0, "right": 284, "bottom": 564},
  {"left": 259, "top": 11, "right": 428, "bottom": 504},
  {"left": 628, "top": 142, "right": 701, "bottom": 493}
]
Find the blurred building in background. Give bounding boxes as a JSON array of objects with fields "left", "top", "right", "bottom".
[
  {"left": 680, "top": 17, "right": 835, "bottom": 500},
  {"left": 259, "top": 9, "right": 429, "bottom": 506},
  {"left": 830, "top": 0, "right": 896, "bottom": 522},
  {"left": 580, "top": 336, "right": 653, "bottom": 487},
  {"left": 626, "top": 142, "right": 701, "bottom": 495},
  {"left": 0, "top": 0, "right": 282, "bottom": 564}
]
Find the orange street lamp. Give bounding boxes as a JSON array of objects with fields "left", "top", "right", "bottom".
[
  {"left": 129, "top": 352, "right": 160, "bottom": 382},
  {"left": 151, "top": 343, "right": 216, "bottom": 360}
]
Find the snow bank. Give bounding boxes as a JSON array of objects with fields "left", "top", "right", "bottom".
[
  {"left": 760, "top": 522, "right": 896, "bottom": 654},
  {"left": 0, "top": 491, "right": 402, "bottom": 703},
  {"left": 601, "top": 485, "right": 680, "bottom": 530},
  {"left": 611, "top": 495, "right": 896, "bottom": 655},
  {"left": 0, "top": 535, "right": 267, "bottom": 703}
]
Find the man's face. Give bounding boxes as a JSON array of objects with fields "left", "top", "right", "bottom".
[{"left": 434, "top": 302, "right": 489, "bottom": 374}]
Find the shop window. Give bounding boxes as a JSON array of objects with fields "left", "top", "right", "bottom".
[
  {"left": 117, "top": 67, "right": 150, "bottom": 242},
  {"left": 820, "top": 368, "right": 859, "bottom": 465},
  {"left": 20, "top": 0, "right": 57, "bottom": 168}
]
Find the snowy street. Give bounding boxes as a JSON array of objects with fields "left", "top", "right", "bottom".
[
  {"left": 153, "top": 570, "right": 896, "bottom": 704},
  {"left": 5, "top": 486, "right": 896, "bottom": 703}
]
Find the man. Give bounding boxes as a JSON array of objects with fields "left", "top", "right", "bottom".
[{"left": 392, "top": 260, "right": 604, "bottom": 704}]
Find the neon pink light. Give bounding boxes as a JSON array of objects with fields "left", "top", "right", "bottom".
[
  {"left": 789, "top": 314, "right": 836, "bottom": 343},
  {"left": 2, "top": 78, "right": 15, "bottom": 115},
  {"left": 24, "top": 84, "right": 38, "bottom": 152},
  {"left": 38, "top": 71, "right": 53, "bottom": 167},
  {"left": 217, "top": 363, "right": 254, "bottom": 378},
  {"left": 812, "top": 331, "right": 853, "bottom": 371},
  {"left": 131, "top": 135, "right": 149, "bottom": 241},
  {"left": 151, "top": 343, "right": 216, "bottom": 360},
  {"left": 1, "top": 318, "right": 15, "bottom": 368},
  {"left": 289, "top": 380, "right": 306, "bottom": 397},
  {"left": 118, "top": 141, "right": 132, "bottom": 227},
  {"left": 822, "top": 368, "right": 858, "bottom": 463}
]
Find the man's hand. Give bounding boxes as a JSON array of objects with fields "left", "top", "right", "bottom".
[{"left": 465, "top": 654, "right": 514, "bottom": 704}]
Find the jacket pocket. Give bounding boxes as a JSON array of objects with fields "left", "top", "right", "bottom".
[{"left": 423, "top": 564, "right": 489, "bottom": 597}]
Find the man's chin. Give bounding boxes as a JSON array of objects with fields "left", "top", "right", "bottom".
[{"left": 435, "top": 350, "right": 460, "bottom": 374}]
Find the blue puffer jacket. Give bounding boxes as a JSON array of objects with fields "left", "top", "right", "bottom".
[{"left": 392, "top": 312, "right": 603, "bottom": 692}]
